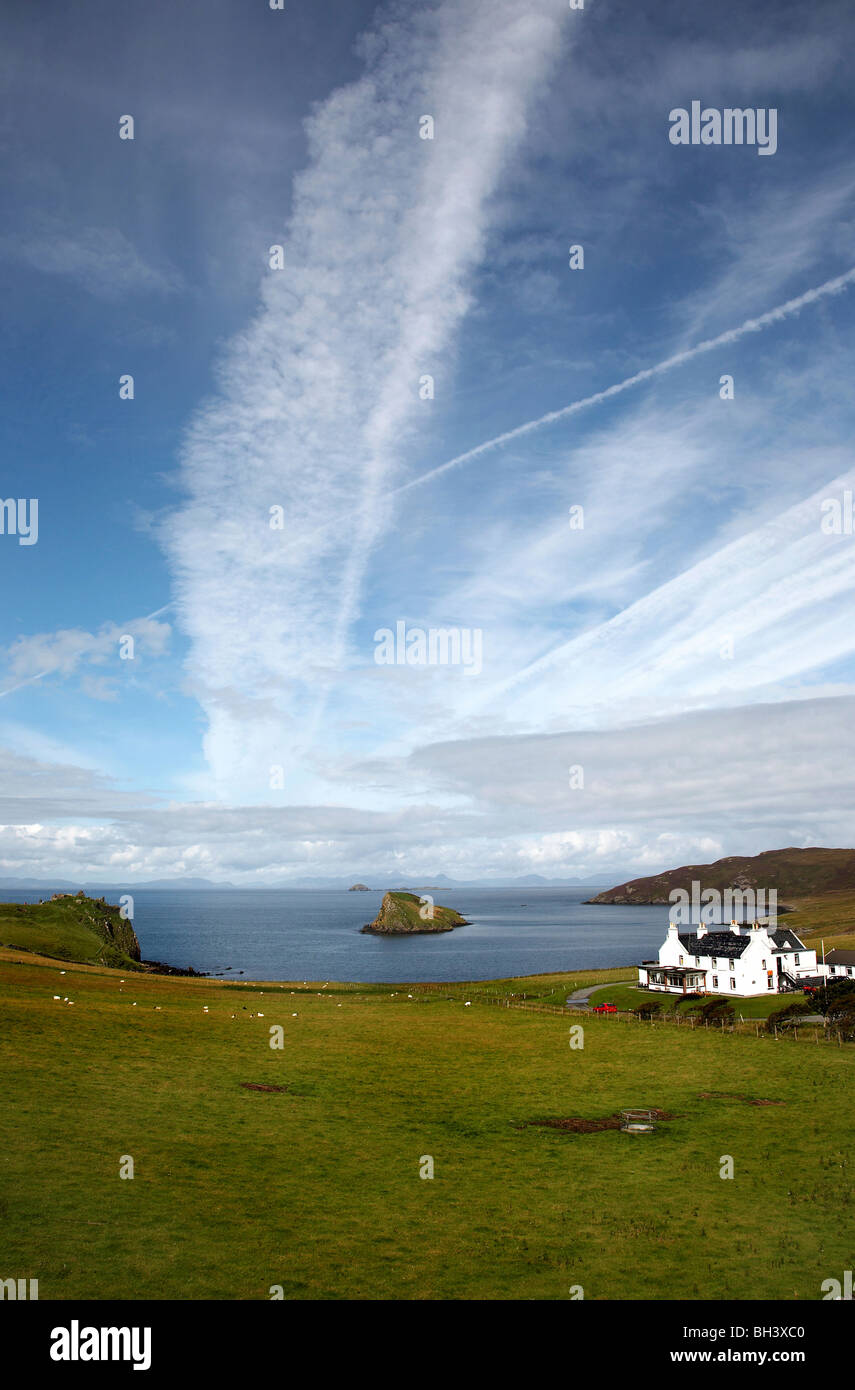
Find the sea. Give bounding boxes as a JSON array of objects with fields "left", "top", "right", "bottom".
[{"left": 9, "top": 886, "right": 670, "bottom": 983}]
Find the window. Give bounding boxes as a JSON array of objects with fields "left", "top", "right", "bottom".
[
  {"left": 730, "top": 978, "right": 736, "bottom": 990},
  {"left": 695, "top": 956, "right": 700, "bottom": 966},
  {"left": 728, "top": 959, "right": 735, "bottom": 969},
  {"left": 678, "top": 955, "right": 684, "bottom": 965},
  {"left": 795, "top": 954, "right": 800, "bottom": 965},
  {"left": 761, "top": 959, "right": 766, "bottom": 968},
  {"left": 848, "top": 968, "right": 853, "bottom": 977},
  {"left": 767, "top": 975, "right": 773, "bottom": 989},
  {"left": 712, "top": 975, "right": 718, "bottom": 988}
]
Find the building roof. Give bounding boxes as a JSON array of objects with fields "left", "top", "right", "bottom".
[
  {"left": 825, "top": 948, "right": 855, "bottom": 966},
  {"left": 770, "top": 928, "right": 807, "bottom": 951},
  {"left": 677, "top": 931, "right": 751, "bottom": 959}
]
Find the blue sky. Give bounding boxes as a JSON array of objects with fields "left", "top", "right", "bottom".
[{"left": 2, "top": 0, "right": 855, "bottom": 883}]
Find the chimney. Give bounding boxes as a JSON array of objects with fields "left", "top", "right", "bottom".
[
  {"left": 696, "top": 923, "right": 707, "bottom": 938},
  {"left": 668, "top": 921, "right": 678, "bottom": 936},
  {"left": 731, "top": 919, "right": 741, "bottom": 936}
]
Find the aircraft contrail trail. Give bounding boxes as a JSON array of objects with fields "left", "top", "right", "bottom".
[
  {"left": 0, "top": 603, "right": 173, "bottom": 699},
  {"left": 395, "top": 265, "right": 855, "bottom": 496}
]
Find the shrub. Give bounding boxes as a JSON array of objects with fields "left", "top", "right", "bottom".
[
  {"left": 635, "top": 999, "right": 663, "bottom": 1020},
  {"left": 823, "top": 979, "right": 855, "bottom": 1021},
  {"left": 766, "top": 999, "right": 813, "bottom": 1034},
  {"left": 699, "top": 998, "right": 734, "bottom": 1027}
]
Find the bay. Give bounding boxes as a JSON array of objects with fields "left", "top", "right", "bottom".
[{"left": 7, "top": 886, "right": 669, "bottom": 982}]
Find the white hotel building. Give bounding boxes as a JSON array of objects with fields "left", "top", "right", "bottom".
[{"left": 638, "top": 920, "right": 823, "bottom": 998}]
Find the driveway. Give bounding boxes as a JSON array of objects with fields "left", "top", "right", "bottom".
[{"left": 565, "top": 980, "right": 634, "bottom": 1010}]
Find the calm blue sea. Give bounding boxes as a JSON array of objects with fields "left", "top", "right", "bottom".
[{"left": 8, "top": 887, "right": 669, "bottom": 983}]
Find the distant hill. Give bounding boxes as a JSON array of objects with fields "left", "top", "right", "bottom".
[
  {"left": 0, "top": 894, "right": 143, "bottom": 969},
  {"left": 586, "top": 847, "right": 855, "bottom": 905}
]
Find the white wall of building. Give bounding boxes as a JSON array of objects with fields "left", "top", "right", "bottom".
[{"left": 639, "top": 922, "right": 819, "bottom": 997}]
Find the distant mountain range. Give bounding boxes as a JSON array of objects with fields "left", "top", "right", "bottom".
[
  {"left": 269, "top": 873, "right": 620, "bottom": 889},
  {"left": 0, "top": 872, "right": 617, "bottom": 893}
]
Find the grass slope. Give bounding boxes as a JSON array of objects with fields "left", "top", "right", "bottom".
[
  {"left": 0, "top": 896, "right": 141, "bottom": 970},
  {"left": 1, "top": 950, "right": 852, "bottom": 1301}
]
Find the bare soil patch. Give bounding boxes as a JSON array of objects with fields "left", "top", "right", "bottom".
[
  {"left": 698, "top": 1091, "right": 784, "bottom": 1106},
  {"left": 524, "top": 1108, "right": 673, "bottom": 1134}
]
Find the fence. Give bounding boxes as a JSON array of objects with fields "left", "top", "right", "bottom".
[{"left": 474, "top": 994, "right": 851, "bottom": 1045}]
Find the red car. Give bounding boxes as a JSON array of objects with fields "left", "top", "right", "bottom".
[{"left": 593, "top": 1001, "right": 617, "bottom": 1014}]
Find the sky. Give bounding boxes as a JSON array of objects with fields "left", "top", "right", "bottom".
[{"left": 1, "top": 0, "right": 855, "bottom": 885}]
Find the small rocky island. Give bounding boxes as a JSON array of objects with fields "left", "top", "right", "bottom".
[
  {"left": 348, "top": 883, "right": 370, "bottom": 891},
  {"left": 361, "top": 891, "right": 469, "bottom": 935}
]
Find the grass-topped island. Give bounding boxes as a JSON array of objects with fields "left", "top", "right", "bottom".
[{"left": 361, "top": 890, "right": 469, "bottom": 935}]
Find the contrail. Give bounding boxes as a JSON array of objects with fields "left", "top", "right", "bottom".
[
  {"left": 0, "top": 603, "right": 172, "bottom": 699},
  {"left": 395, "top": 265, "right": 855, "bottom": 495}
]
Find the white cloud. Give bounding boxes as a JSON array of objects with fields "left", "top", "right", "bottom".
[
  {"left": 0, "top": 224, "right": 184, "bottom": 301},
  {"left": 1, "top": 616, "right": 171, "bottom": 688},
  {"left": 161, "top": 0, "right": 571, "bottom": 804}
]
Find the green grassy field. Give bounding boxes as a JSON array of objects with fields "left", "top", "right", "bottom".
[{"left": 1, "top": 947, "right": 852, "bottom": 1301}]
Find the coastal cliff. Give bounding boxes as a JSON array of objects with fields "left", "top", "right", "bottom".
[
  {"left": 0, "top": 893, "right": 202, "bottom": 974},
  {"left": 0, "top": 893, "right": 143, "bottom": 967}
]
